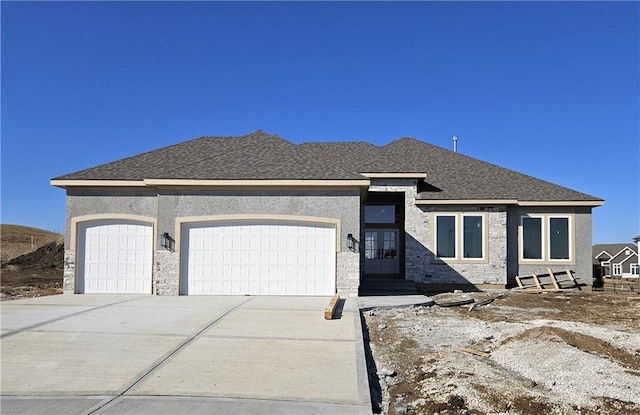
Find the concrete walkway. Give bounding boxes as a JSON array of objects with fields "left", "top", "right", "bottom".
[{"left": 1, "top": 295, "right": 371, "bottom": 415}]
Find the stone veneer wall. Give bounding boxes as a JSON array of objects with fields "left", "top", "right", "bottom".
[
  {"left": 154, "top": 250, "right": 179, "bottom": 296},
  {"left": 336, "top": 251, "right": 360, "bottom": 296},
  {"left": 367, "top": 178, "right": 508, "bottom": 286},
  {"left": 367, "top": 179, "right": 430, "bottom": 281},
  {"left": 63, "top": 250, "right": 75, "bottom": 293},
  {"left": 419, "top": 207, "right": 508, "bottom": 286}
]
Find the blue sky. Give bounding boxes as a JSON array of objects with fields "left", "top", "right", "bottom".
[{"left": 2, "top": 1, "right": 638, "bottom": 244}]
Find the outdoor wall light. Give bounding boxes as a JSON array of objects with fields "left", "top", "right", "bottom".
[
  {"left": 160, "top": 232, "right": 174, "bottom": 251},
  {"left": 347, "top": 233, "right": 355, "bottom": 251}
]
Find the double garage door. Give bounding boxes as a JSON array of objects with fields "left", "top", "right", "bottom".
[
  {"left": 181, "top": 221, "right": 336, "bottom": 296},
  {"left": 76, "top": 219, "right": 336, "bottom": 296}
]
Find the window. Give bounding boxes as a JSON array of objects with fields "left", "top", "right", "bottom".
[
  {"left": 435, "top": 213, "right": 485, "bottom": 261},
  {"left": 631, "top": 263, "right": 639, "bottom": 275},
  {"left": 522, "top": 217, "right": 542, "bottom": 260},
  {"left": 613, "top": 263, "right": 622, "bottom": 276},
  {"left": 520, "top": 215, "right": 572, "bottom": 262},
  {"left": 549, "top": 217, "right": 569, "bottom": 260},
  {"left": 436, "top": 215, "right": 456, "bottom": 258},
  {"left": 365, "top": 205, "right": 396, "bottom": 224},
  {"left": 463, "top": 216, "right": 483, "bottom": 259}
]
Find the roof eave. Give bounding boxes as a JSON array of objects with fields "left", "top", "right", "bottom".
[
  {"left": 51, "top": 178, "right": 371, "bottom": 188},
  {"left": 414, "top": 199, "right": 605, "bottom": 207},
  {"left": 360, "top": 172, "right": 427, "bottom": 179}
]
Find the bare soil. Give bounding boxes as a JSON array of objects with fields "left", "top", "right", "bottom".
[
  {"left": 363, "top": 291, "right": 640, "bottom": 415},
  {"left": 1, "top": 240, "right": 64, "bottom": 300}
]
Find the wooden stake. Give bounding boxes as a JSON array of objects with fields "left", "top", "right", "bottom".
[
  {"left": 459, "top": 347, "right": 490, "bottom": 358},
  {"left": 324, "top": 294, "right": 340, "bottom": 320}
]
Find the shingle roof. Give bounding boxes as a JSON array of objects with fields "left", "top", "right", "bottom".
[
  {"left": 53, "top": 130, "right": 602, "bottom": 203},
  {"left": 592, "top": 244, "right": 638, "bottom": 265}
]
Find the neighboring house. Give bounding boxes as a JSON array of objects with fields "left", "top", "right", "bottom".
[
  {"left": 51, "top": 130, "right": 604, "bottom": 296},
  {"left": 593, "top": 243, "right": 639, "bottom": 279}
]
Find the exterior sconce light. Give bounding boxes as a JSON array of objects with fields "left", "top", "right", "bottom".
[
  {"left": 160, "top": 232, "right": 174, "bottom": 251},
  {"left": 347, "top": 233, "right": 355, "bottom": 251}
]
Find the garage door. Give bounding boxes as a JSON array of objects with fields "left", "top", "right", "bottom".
[
  {"left": 76, "top": 220, "right": 153, "bottom": 294},
  {"left": 181, "top": 221, "right": 336, "bottom": 295}
]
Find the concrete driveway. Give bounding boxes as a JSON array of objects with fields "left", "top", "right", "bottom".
[{"left": 1, "top": 295, "right": 371, "bottom": 414}]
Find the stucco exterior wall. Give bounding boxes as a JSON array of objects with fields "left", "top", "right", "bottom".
[
  {"left": 162, "top": 189, "right": 361, "bottom": 296},
  {"left": 61, "top": 186, "right": 595, "bottom": 294},
  {"left": 64, "top": 188, "right": 361, "bottom": 296},
  {"left": 510, "top": 206, "right": 593, "bottom": 287},
  {"left": 64, "top": 189, "right": 158, "bottom": 247},
  {"left": 63, "top": 189, "right": 158, "bottom": 294}
]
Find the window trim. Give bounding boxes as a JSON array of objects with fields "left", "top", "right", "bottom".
[
  {"left": 519, "top": 214, "right": 574, "bottom": 264},
  {"left": 612, "top": 263, "right": 622, "bottom": 276},
  {"left": 433, "top": 212, "right": 487, "bottom": 263},
  {"left": 434, "top": 214, "right": 458, "bottom": 260},
  {"left": 521, "top": 216, "right": 544, "bottom": 261},
  {"left": 631, "top": 263, "right": 639, "bottom": 275},
  {"left": 548, "top": 215, "right": 572, "bottom": 261}
]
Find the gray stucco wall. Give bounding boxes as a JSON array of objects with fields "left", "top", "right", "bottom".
[
  {"left": 158, "top": 189, "right": 361, "bottom": 296},
  {"left": 510, "top": 206, "right": 593, "bottom": 287},
  {"left": 63, "top": 189, "right": 158, "bottom": 294},
  {"left": 64, "top": 189, "right": 158, "bottom": 247},
  {"left": 62, "top": 186, "right": 595, "bottom": 293},
  {"left": 64, "top": 188, "right": 361, "bottom": 296}
]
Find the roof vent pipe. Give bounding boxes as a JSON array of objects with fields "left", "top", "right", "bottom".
[{"left": 453, "top": 135, "right": 458, "bottom": 153}]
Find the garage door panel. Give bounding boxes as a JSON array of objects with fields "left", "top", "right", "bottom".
[
  {"left": 77, "top": 220, "right": 153, "bottom": 294},
  {"left": 182, "top": 221, "right": 336, "bottom": 295}
]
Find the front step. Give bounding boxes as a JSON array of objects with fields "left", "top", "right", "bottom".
[{"left": 359, "top": 278, "right": 419, "bottom": 296}]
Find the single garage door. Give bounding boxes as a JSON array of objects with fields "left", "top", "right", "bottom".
[
  {"left": 182, "top": 220, "right": 336, "bottom": 295},
  {"left": 76, "top": 220, "right": 153, "bottom": 294}
]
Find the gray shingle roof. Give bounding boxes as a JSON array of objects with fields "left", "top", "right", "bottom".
[
  {"left": 592, "top": 244, "right": 638, "bottom": 265},
  {"left": 53, "top": 130, "right": 602, "bottom": 203}
]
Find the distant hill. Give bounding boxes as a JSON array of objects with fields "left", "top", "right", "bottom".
[
  {"left": 1, "top": 224, "right": 63, "bottom": 264},
  {"left": 1, "top": 224, "right": 62, "bottom": 240}
]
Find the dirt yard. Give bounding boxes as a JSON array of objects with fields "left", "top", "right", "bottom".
[
  {"left": 1, "top": 241, "right": 64, "bottom": 300},
  {"left": 362, "top": 291, "right": 640, "bottom": 415}
]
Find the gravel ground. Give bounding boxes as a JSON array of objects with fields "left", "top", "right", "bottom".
[{"left": 363, "top": 291, "right": 640, "bottom": 415}]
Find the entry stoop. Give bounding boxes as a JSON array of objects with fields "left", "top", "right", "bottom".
[{"left": 359, "top": 278, "right": 419, "bottom": 296}]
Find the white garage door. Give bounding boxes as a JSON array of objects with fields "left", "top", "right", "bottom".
[
  {"left": 182, "top": 221, "right": 336, "bottom": 295},
  {"left": 77, "top": 220, "right": 153, "bottom": 294}
]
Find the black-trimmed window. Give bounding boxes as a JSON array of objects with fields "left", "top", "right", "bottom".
[
  {"left": 434, "top": 213, "right": 485, "bottom": 261},
  {"left": 364, "top": 205, "right": 397, "bottom": 224},
  {"left": 520, "top": 215, "right": 572, "bottom": 262}
]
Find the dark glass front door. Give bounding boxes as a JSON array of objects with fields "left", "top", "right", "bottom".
[{"left": 364, "top": 229, "right": 400, "bottom": 274}]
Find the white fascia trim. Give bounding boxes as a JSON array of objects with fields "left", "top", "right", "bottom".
[
  {"left": 517, "top": 200, "right": 605, "bottom": 207},
  {"left": 415, "top": 199, "right": 604, "bottom": 207},
  {"left": 415, "top": 199, "right": 518, "bottom": 205},
  {"left": 594, "top": 250, "right": 613, "bottom": 260},
  {"left": 609, "top": 246, "right": 639, "bottom": 262},
  {"left": 360, "top": 172, "right": 427, "bottom": 179},
  {"left": 51, "top": 180, "right": 146, "bottom": 188},
  {"left": 143, "top": 179, "right": 370, "bottom": 187},
  {"left": 51, "top": 179, "right": 371, "bottom": 188}
]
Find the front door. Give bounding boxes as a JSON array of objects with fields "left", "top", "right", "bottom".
[{"left": 364, "top": 229, "right": 400, "bottom": 274}]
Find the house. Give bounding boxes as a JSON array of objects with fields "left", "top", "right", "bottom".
[
  {"left": 593, "top": 242, "right": 639, "bottom": 279},
  {"left": 51, "top": 130, "right": 604, "bottom": 296}
]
